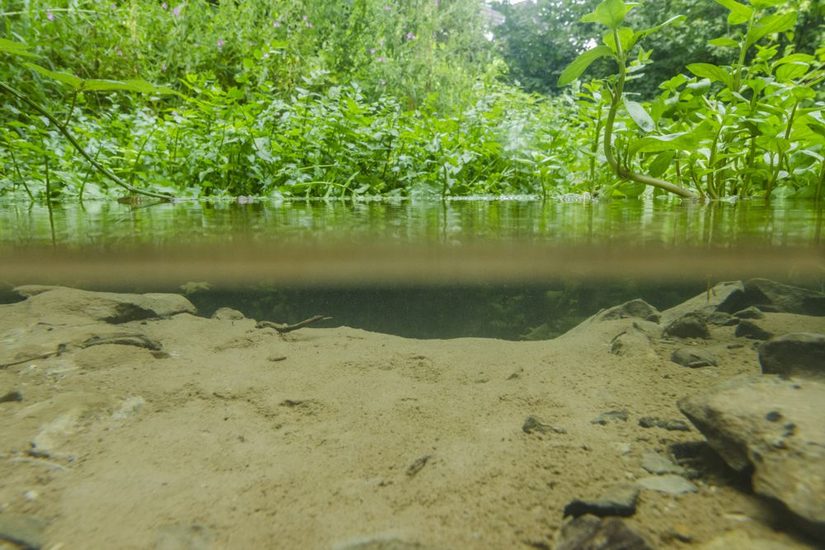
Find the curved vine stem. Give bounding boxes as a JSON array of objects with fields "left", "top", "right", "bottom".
[
  {"left": 603, "top": 29, "right": 696, "bottom": 199},
  {"left": 0, "top": 82, "right": 174, "bottom": 201}
]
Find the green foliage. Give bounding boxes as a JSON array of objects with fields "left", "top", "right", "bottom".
[
  {"left": 558, "top": 0, "right": 825, "bottom": 199},
  {"left": 1, "top": 0, "right": 823, "bottom": 201}
]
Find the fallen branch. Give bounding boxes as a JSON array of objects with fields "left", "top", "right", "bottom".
[{"left": 256, "top": 315, "right": 332, "bottom": 334}]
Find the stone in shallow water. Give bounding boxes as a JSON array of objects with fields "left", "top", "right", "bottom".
[
  {"left": 743, "top": 278, "right": 825, "bottom": 316},
  {"left": 636, "top": 474, "right": 697, "bottom": 495},
  {"left": 522, "top": 415, "right": 566, "bottom": 435},
  {"left": 640, "top": 452, "right": 685, "bottom": 475},
  {"left": 14, "top": 285, "right": 196, "bottom": 324},
  {"left": 759, "top": 332, "right": 825, "bottom": 381},
  {"left": 0, "top": 513, "right": 47, "bottom": 550},
  {"left": 333, "top": 537, "right": 429, "bottom": 550},
  {"left": 555, "top": 515, "right": 653, "bottom": 550},
  {"left": 664, "top": 312, "right": 710, "bottom": 339},
  {"left": 733, "top": 306, "right": 765, "bottom": 319},
  {"left": 671, "top": 347, "right": 718, "bottom": 368},
  {"left": 735, "top": 320, "right": 773, "bottom": 340},
  {"left": 679, "top": 375, "right": 825, "bottom": 538},
  {"left": 597, "top": 299, "right": 660, "bottom": 322},
  {"left": 637, "top": 417, "right": 691, "bottom": 431},
  {"left": 211, "top": 307, "right": 245, "bottom": 321},
  {"left": 591, "top": 410, "right": 628, "bottom": 425},
  {"left": 563, "top": 484, "right": 640, "bottom": 518}
]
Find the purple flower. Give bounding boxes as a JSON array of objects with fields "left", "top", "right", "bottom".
[
  {"left": 172, "top": 4, "right": 182, "bottom": 17},
  {"left": 272, "top": 19, "right": 281, "bottom": 28},
  {"left": 369, "top": 48, "right": 376, "bottom": 55},
  {"left": 377, "top": 56, "right": 386, "bottom": 63},
  {"left": 46, "top": 11, "right": 55, "bottom": 21},
  {"left": 405, "top": 32, "right": 416, "bottom": 41},
  {"left": 217, "top": 38, "right": 224, "bottom": 49},
  {"left": 161, "top": 2, "right": 167, "bottom": 9}
]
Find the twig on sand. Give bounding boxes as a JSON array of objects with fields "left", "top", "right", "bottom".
[{"left": 256, "top": 315, "right": 332, "bottom": 334}]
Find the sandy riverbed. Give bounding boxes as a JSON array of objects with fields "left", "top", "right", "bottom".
[{"left": 0, "top": 285, "right": 822, "bottom": 549}]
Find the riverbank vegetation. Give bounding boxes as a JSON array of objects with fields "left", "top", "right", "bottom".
[{"left": 1, "top": 0, "right": 823, "bottom": 201}]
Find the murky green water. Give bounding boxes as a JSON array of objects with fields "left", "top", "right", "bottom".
[
  {"left": 1, "top": 198, "right": 822, "bottom": 338},
  {"left": 1, "top": 198, "right": 822, "bottom": 249}
]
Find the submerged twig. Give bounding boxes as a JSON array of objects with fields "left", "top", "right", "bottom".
[{"left": 256, "top": 315, "right": 332, "bottom": 334}]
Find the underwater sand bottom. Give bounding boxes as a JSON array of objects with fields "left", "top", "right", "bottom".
[{"left": 0, "top": 288, "right": 823, "bottom": 549}]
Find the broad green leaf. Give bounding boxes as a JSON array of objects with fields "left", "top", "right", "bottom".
[
  {"left": 0, "top": 38, "right": 36, "bottom": 58},
  {"left": 628, "top": 130, "right": 704, "bottom": 155},
  {"left": 581, "top": 0, "right": 637, "bottom": 30},
  {"left": 774, "top": 53, "right": 815, "bottom": 65},
  {"left": 83, "top": 79, "right": 177, "bottom": 95},
  {"left": 712, "top": 0, "right": 752, "bottom": 25},
  {"left": 635, "top": 15, "right": 686, "bottom": 42},
  {"left": 648, "top": 150, "right": 675, "bottom": 178},
  {"left": 603, "top": 27, "right": 636, "bottom": 54},
  {"left": 775, "top": 62, "right": 809, "bottom": 82},
  {"left": 24, "top": 62, "right": 83, "bottom": 88},
  {"left": 558, "top": 45, "right": 615, "bottom": 86},
  {"left": 686, "top": 63, "right": 733, "bottom": 89},
  {"left": 623, "top": 98, "right": 655, "bottom": 132},
  {"left": 659, "top": 73, "right": 688, "bottom": 91},
  {"left": 746, "top": 12, "right": 796, "bottom": 48},
  {"left": 708, "top": 37, "right": 740, "bottom": 48},
  {"left": 750, "top": 0, "right": 786, "bottom": 7}
]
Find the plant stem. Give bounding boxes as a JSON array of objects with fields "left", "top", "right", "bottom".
[
  {"left": 0, "top": 82, "right": 173, "bottom": 201},
  {"left": 603, "top": 29, "right": 695, "bottom": 199}
]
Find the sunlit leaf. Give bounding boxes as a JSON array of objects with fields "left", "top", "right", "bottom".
[
  {"left": 708, "top": 37, "right": 740, "bottom": 48},
  {"left": 0, "top": 38, "right": 36, "bottom": 58},
  {"left": 24, "top": 62, "right": 83, "bottom": 88},
  {"left": 648, "top": 150, "right": 675, "bottom": 177},
  {"left": 775, "top": 62, "right": 809, "bottom": 82},
  {"left": 602, "top": 27, "right": 636, "bottom": 54},
  {"left": 623, "top": 98, "right": 655, "bottom": 132},
  {"left": 712, "top": 0, "right": 753, "bottom": 25},
  {"left": 581, "top": 0, "right": 637, "bottom": 30},
  {"left": 686, "top": 63, "right": 733, "bottom": 89},
  {"left": 558, "top": 45, "right": 615, "bottom": 86},
  {"left": 746, "top": 12, "right": 796, "bottom": 48},
  {"left": 750, "top": 0, "right": 786, "bottom": 7}
]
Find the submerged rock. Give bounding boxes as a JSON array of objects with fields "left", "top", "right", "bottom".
[
  {"left": 609, "top": 328, "right": 654, "bottom": 358},
  {"left": 671, "top": 347, "right": 718, "bottom": 368},
  {"left": 636, "top": 474, "right": 697, "bottom": 495},
  {"left": 733, "top": 306, "right": 765, "bottom": 320},
  {"left": 640, "top": 452, "right": 685, "bottom": 476},
  {"left": 597, "top": 299, "right": 660, "bottom": 323},
  {"left": 563, "top": 484, "right": 640, "bottom": 518},
  {"left": 759, "top": 333, "right": 825, "bottom": 381},
  {"left": 706, "top": 311, "right": 739, "bottom": 326},
  {"left": 678, "top": 376, "right": 825, "bottom": 535},
  {"left": 735, "top": 320, "right": 773, "bottom": 340},
  {"left": 664, "top": 312, "right": 710, "bottom": 339},
  {"left": 212, "top": 307, "right": 245, "bottom": 321},
  {"left": 660, "top": 281, "right": 745, "bottom": 324},
  {"left": 591, "top": 410, "right": 628, "bottom": 425},
  {"left": 334, "top": 537, "right": 429, "bottom": 550},
  {"left": 637, "top": 417, "right": 691, "bottom": 431},
  {"left": 522, "top": 415, "right": 567, "bottom": 435},
  {"left": 14, "top": 285, "right": 196, "bottom": 324},
  {"left": 0, "top": 513, "right": 47, "bottom": 550},
  {"left": 555, "top": 515, "right": 652, "bottom": 550},
  {"left": 742, "top": 278, "right": 825, "bottom": 316}
]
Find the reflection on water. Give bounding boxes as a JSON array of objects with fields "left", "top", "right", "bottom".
[{"left": 0, "top": 198, "right": 822, "bottom": 285}]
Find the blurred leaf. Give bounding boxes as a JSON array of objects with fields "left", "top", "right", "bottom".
[{"left": 558, "top": 46, "right": 615, "bottom": 86}]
